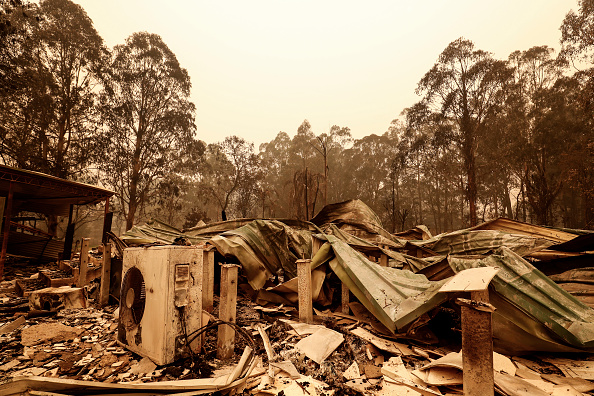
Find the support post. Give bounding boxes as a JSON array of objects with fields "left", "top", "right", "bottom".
[
  {"left": 0, "top": 182, "right": 13, "bottom": 281},
  {"left": 341, "top": 282, "right": 350, "bottom": 314},
  {"left": 77, "top": 238, "right": 90, "bottom": 287},
  {"left": 296, "top": 259, "right": 313, "bottom": 324},
  {"left": 460, "top": 289, "right": 494, "bottom": 396},
  {"left": 379, "top": 253, "right": 388, "bottom": 267},
  {"left": 99, "top": 243, "right": 112, "bottom": 306},
  {"left": 62, "top": 204, "right": 75, "bottom": 260},
  {"left": 187, "top": 248, "right": 203, "bottom": 354},
  {"left": 102, "top": 213, "right": 113, "bottom": 244},
  {"left": 217, "top": 264, "right": 238, "bottom": 360},
  {"left": 102, "top": 197, "right": 112, "bottom": 244},
  {"left": 202, "top": 245, "right": 215, "bottom": 313}
]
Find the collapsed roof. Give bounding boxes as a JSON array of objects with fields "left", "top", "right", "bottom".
[{"left": 122, "top": 199, "right": 594, "bottom": 354}]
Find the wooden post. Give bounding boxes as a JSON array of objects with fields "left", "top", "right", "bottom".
[
  {"left": 341, "top": 282, "right": 350, "bottom": 314},
  {"left": 379, "top": 253, "right": 388, "bottom": 267},
  {"left": 200, "top": 246, "right": 214, "bottom": 350},
  {"left": 102, "top": 212, "right": 113, "bottom": 244},
  {"left": 440, "top": 267, "right": 499, "bottom": 396},
  {"left": 202, "top": 246, "right": 215, "bottom": 313},
  {"left": 77, "top": 238, "right": 90, "bottom": 287},
  {"left": 0, "top": 182, "right": 13, "bottom": 281},
  {"left": 296, "top": 259, "right": 313, "bottom": 324},
  {"left": 187, "top": 248, "right": 203, "bottom": 354},
  {"left": 99, "top": 243, "right": 112, "bottom": 306},
  {"left": 461, "top": 289, "right": 494, "bottom": 396},
  {"left": 217, "top": 264, "right": 238, "bottom": 360}
]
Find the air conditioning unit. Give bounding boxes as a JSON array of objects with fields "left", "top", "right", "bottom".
[{"left": 117, "top": 245, "right": 203, "bottom": 365}]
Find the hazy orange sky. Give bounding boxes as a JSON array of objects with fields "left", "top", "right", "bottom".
[{"left": 72, "top": 1, "right": 573, "bottom": 147}]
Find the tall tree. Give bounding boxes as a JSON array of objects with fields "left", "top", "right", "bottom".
[
  {"left": 413, "top": 38, "right": 510, "bottom": 226},
  {"left": 339, "top": 133, "right": 395, "bottom": 217},
  {"left": 0, "top": 0, "right": 44, "bottom": 169},
  {"left": 0, "top": 0, "right": 104, "bottom": 178},
  {"left": 513, "top": 47, "right": 566, "bottom": 224},
  {"left": 199, "top": 136, "right": 257, "bottom": 220},
  {"left": 0, "top": 0, "right": 39, "bottom": 99},
  {"left": 98, "top": 32, "right": 202, "bottom": 230},
  {"left": 311, "top": 125, "right": 352, "bottom": 207},
  {"left": 290, "top": 120, "right": 321, "bottom": 220},
  {"left": 561, "top": 0, "right": 594, "bottom": 227},
  {"left": 258, "top": 131, "right": 292, "bottom": 217},
  {"left": 561, "top": 0, "right": 594, "bottom": 65},
  {"left": 487, "top": 46, "right": 565, "bottom": 224}
]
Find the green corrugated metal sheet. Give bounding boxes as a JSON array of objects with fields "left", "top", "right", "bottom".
[
  {"left": 320, "top": 235, "right": 448, "bottom": 332},
  {"left": 210, "top": 220, "right": 314, "bottom": 289},
  {"left": 450, "top": 247, "right": 594, "bottom": 351},
  {"left": 411, "top": 229, "right": 554, "bottom": 257}
]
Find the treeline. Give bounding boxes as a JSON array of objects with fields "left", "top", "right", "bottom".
[{"left": 1, "top": 0, "right": 593, "bottom": 234}]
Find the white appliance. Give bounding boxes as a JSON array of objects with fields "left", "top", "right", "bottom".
[{"left": 117, "top": 245, "right": 203, "bottom": 365}]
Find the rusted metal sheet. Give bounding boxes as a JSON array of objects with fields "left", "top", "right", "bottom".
[
  {"left": 1, "top": 230, "right": 64, "bottom": 261},
  {"left": 469, "top": 217, "right": 577, "bottom": 243},
  {"left": 450, "top": 247, "right": 594, "bottom": 352}
]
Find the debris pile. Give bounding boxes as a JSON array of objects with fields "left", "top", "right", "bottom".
[
  {"left": 0, "top": 199, "right": 594, "bottom": 395},
  {"left": 3, "top": 291, "right": 594, "bottom": 395}
]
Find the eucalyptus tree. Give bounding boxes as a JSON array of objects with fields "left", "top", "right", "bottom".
[
  {"left": 413, "top": 38, "right": 511, "bottom": 226},
  {"left": 339, "top": 133, "right": 395, "bottom": 220},
  {"left": 289, "top": 120, "right": 322, "bottom": 220},
  {"left": 561, "top": 0, "right": 594, "bottom": 227},
  {"left": 198, "top": 136, "right": 258, "bottom": 221},
  {"left": 0, "top": 0, "right": 105, "bottom": 178},
  {"left": 561, "top": 0, "right": 594, "bottom": 65},
  {"left": 402, "top": 106, "right": 466, "bottom": 232},
  {"left": 474, "top": 46, "right": 564, "bottom": 223},
  {"left": 0, "top": 0, "right": 43, "bottom": 169},
  {"left": 311, "top": 125, "right": 352, "bottom": 207},
  {"left": 98, "top": 32, "right": 203, "bottom": 230},
  {"left": 506, "top": 46, "right": 567, "bottom": 224},
  {"left": 381, "top": 120, "right": 410, "bottom": 232},
  {"left": 0, "top": 0, "right": 39, "bottom": 101},
  {"left": 258, "top": 131, "right": 292, "bottom": 217}
]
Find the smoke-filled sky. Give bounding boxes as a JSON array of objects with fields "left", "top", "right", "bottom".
[{"left": 72, "top": 0, "right": 572, "bottom": 147}]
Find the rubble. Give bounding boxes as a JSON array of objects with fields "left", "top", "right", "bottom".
[
  {"left": 28, "top": 286, "right": 86, "bottom": 311},
  {"left": 0, "top": 279, "right": 593, "bottom": 395},
  {"left": 1, "top": 200, "right": 594, "bottom": 395}
]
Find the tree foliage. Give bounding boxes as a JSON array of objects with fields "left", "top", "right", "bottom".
[
  {"left": 1, "top": 0, "right": 592, "bottom": 233},
  {"left": 411, "top": 38, "right": 511, "bottom": 226},
  {"left": 98, "top": 32, "right": 203, "bottom": 230},
  {"left": 561, "top": 0, "right": 594, "bottom": 65},
  {"left": 199, "top": 136, "right": 258, "bottom": 220},
  {"left": 0, "top": 0, "right": 104, "bottom": 178}
]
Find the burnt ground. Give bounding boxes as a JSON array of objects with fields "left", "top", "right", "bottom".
[{"left": 0, "top": 260, "right": 588, "bottom": 396}]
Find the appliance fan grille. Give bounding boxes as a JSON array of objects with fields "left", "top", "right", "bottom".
[{"left": 121, "top": 266, "right": 146, "bottom": 325}]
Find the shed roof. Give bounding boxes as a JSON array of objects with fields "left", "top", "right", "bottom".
[{"left": 0, "top": 165, "right": 114, "bottom": 216}]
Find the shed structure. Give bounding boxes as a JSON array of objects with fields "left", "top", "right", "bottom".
[{"left": 0, "top": 164, "right": 114, "bottom": 280}]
